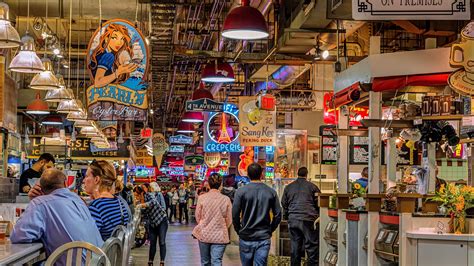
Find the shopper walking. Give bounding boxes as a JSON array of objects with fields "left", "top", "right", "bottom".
[
  {"left": 140, "top": 183, "right": 168, "bottom": 266},
  {"left": 232, "top": 163, "right": 282, "bottom": 266},
  {"left": 281, "top": 167, "right": 321, "bottom": 266},
  {"left": 83, "top": 160, "right": 130, "bottom": 240},
  {"left": 168, "top": 186, "right": 179, "bottom": 222},
  {"left": 193, "top": 173, "right": 232, "bottom": 266},
  {"left": 178, "top": 184, "right": 189, "bottom": 224}
]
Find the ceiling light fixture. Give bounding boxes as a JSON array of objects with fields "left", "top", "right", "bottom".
[
  {"left": 0, "top": 3, "right": 21, "bottom": 49},
  {"left": 9, "top": 33, "right": 44, "bottom": 73},
  {"left": 42, "top": 115, "right": 63, "bottom": 125},
  {"left": 222, "top": 0, "right": 268, "bottom": 40},
  {"left": 201, "top": 60, "right": 235, "bottom": 83},
  {"left": 176, "top": 122, "right": 195, "bottom": 134},
  {"left": 45, "top": 75, "right": 72, "bottom": 102},
  {"left": 29, "top": 58, "right": 60, "bottom": 90},
  {"left": 322, "top": 50, "right": 329, "bottom": 59},
  {"left": 182, "top": 112, "right": 204, "bottom": 123},
  {"left": 26, "top": 92, "right": 50, "bottom": 115},
  {"left": 56, "top": 98, "right": 80, "bottom": 113}
]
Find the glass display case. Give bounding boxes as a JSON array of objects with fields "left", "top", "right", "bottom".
[{"left": 274, "top": 129, "right": 307, "bottom": 179}]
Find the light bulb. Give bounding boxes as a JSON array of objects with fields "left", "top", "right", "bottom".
[
  {"left": 322, "top": 50, "right": 329, "bottom": 59},
  {"left": 53, "top": 48, "right": 60, "bottom": 55}
]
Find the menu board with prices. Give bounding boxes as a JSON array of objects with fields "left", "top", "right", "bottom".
[
  {"left": 320, "top": 125, "right": 337, "bottom": 165},
  {"left": 349, "top": 136, "right": 369, "bottom": 164}
]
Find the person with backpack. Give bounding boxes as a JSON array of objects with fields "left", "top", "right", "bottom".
[{"left": 139, "top": 183, "right": 168, "bottom": 266}]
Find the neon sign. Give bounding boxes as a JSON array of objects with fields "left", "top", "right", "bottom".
[{"left": 204, "top": 103, "right": 242, "bottom": 152}]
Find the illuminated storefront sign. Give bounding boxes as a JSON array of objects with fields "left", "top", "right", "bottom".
[
  {"left": 203, "top": 103, "right": 242, "bottom": 153},
  {"left": 169, "top": 166, "right": 184, "bottom": 176},
  {"left": 169, "top": 145, "right": 185, "bottom": 153},
  {"left": 169, "top": 134, "right": 193, "bottom": 145}
]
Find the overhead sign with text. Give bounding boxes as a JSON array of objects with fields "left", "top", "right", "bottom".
[
  {"left": 169, "top": 135, "right": 193, "bottom": 145},
  {"left": 169, "top": 145, "right": 185, "bottom": 153},
  {"left": 239, "top": 96, "right": 276, "bottom": 147},
  {"left": 352, "top": 0, "right": 470, "bottom": 20},
  {"left": 86, "top": 19, "right": 149, "bottom": 121},
  {"left": 186, "top": 98, "right": 224, "bottom": 112},
  {"left": 203, "top": 103, "right": 242, "bottom": 153}
]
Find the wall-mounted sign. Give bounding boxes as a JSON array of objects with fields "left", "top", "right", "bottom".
[
  {"left": 169, "top": 145, "right": 185, "bottom": 153},
  {"left": 136, "top": 166, "right": 155, "bottom": 177},
  {"left": 203, "top": 103, "right": 242, "bottom": 153},
  {"left": 185, "top": 155, "right": 204, "bottom": 166},
  {"left": 96, "top": 121, "right": 117, "bottom": 138},
  {"left": 86, "top": 19, "right": 149, "bottom": 121},
  {"left": 239, "top": 96, "right": 276, "bottom": 147},
  {"left": 349, "top": 137, "right": 369, "bottom": 164},
  {"left": 169, "top": 135, "right": 193, "bottom": 145},
  {"left": 320, "top": 125, "right": 337, "bottom": 165},
  {"left": 153, "top": 133, "right": 168, "bottom": 155},
  {"left": 186, "top": 98, "right": 224, "bottom": 112},
  {"left": 449, "top": 21, "right": 474, "bottom": 96},
  {"left": 141, "top": 128, "right": 153, "bottom": 138},
  {"left": 169, "top": 166, "right": 184, "bottom": 176},
  {"left": 204, "top": 152, "right": 221, "bottom": 168},
  {"left": 136, "top": 149, "right": 153, "bottom": 166},
  {"left": 352, "top": 0, "right": 470, "bottom": 20}
]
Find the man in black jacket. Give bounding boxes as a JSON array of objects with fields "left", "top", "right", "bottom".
[
  {"left": 232, "top": 163, "right": 282, "bottom": 266},
  {"left": 281, "top": 167, "right": 321, "bottom": 266}
]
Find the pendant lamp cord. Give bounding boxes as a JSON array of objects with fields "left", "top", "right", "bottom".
[
  {"left": 67, "top": 0, "right": 72, "bottom": 88},
  {"left": 26, "top": 0, "right": 30, "bottom": 32},
  {"left": 44, "top": 0, "right": 48, "bottom": 55},
  {"left": 76, "top": 33, "right": 80, "bottom": 97},
  {"left": 135, "top": 0, "right": 139, "bottom": 27}
]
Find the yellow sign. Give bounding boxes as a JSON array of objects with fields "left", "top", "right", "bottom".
[
  {"left": 239, "top": 96, "right": 276, "bottom": 147},
  {"left": 136, "top": 149, "right": 153, "bottom": 167}
]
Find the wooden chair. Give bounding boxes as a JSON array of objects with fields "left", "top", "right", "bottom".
[
  {"left": 102, "top": 237, "right": 123, "bottom": 266},
  {"left": 45, "top": 241, "right": 111, "bottom": 266}
]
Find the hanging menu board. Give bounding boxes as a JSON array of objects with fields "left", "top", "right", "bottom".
[
  {"left": 320, "top": 125, "right": 337, "bottom": 165},
  {"left": 350, "top": 136, "right": 369, "bottom": 164}
]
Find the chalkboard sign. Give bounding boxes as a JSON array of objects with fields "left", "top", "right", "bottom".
[
  {"left": 349, "top": 136, "right": 369, "bottom": 164},
  {"left": 320, "top": 125, "right": 337, "bottom": 165}
]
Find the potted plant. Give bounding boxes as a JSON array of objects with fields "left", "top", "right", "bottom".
[{"left": 430, "top": 183, "right": 474, "bottom": 234}]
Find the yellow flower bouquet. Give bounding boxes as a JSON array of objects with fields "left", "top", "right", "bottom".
[{"left": 430, "top": 183, "right": 474, "bottom": 234}]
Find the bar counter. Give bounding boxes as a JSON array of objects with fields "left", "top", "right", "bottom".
[{"left": 0, "top": 241, "right": 43, "bottom": 265}]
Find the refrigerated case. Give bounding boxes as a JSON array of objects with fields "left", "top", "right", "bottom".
[{"left": 274, "top": 129, "right": 307, "bottom": 179}]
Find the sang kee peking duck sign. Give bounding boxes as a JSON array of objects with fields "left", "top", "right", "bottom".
[{"left": 86, "top": 19, "right": 149, "bottom": 121}]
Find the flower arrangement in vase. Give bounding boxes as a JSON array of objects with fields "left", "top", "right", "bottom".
[{"left": 430, "top": 183, "right": 474, "bottom": 234}]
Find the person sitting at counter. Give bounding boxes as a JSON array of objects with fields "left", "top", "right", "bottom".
[
  {"left": 83, "top": 160, "right": 130, "bottom": 240},
  {"left": 19, "top": 153, "right": 55, "bottom": 194},
  {"left": 11, "top": 168, "right": 103, "bottom": 265}
]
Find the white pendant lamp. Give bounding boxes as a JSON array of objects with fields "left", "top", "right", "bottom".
[
  {"left": 0, "top": 3, "right": 21, "bottom": 48},
  {"left": 56, "top": 98, "right": 80, "bottom": 113},
  {"left": 9, "top": 33, "right": 44, "bottom": 73},
  {"left": 29, "top": 58, "right": 60, "bottom": 90},
  {"left": 67, "top": 109, "right": 87, "bottom": 121},
  {"left": 74, "top": 120, "right": 92, "bottom": 128},
  {"left": 45, "top": 75, "right": 72, "bottom": 102},
  {"left": 80, "top": 126, "right": 98, "bottom": 135}
]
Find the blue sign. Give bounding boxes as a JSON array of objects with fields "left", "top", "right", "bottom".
[
  {"left": 169, "top": 135, "right": 193, "bottom": 145},
  {"left": 169, "top": 145, "right": 185, "bottom": 153},
  {"left": 204, "top": 103, "right": 242, "bottom": 153},
  {"left": 186, "top": 98, "right": 224, "bottom": 112}
]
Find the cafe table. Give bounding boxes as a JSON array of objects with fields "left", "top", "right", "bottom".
[{"left": 0, "top": 241, "right": 44, "bottom": 265}]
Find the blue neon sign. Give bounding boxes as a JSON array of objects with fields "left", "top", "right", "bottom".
[{"left": 204, "top": 103, "right": 242, "bottom": 153}]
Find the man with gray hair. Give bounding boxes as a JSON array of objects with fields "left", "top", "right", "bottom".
[{"left": 11, "top": 168, "right": 103, "bottom": 266}]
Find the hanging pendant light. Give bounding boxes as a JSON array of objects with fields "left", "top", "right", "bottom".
[
  {"left": 45, "top": 75, "right": 72, "bottom": 102},
  {"left": 9, "top": 33, "right": 44, "bottom": 73},
  {"left": 42, "top": 115, "right": 63, "bottom": 125},
  {"left": 222, "top": 0, "right": 268, "bottom": 40},
  {"left": 74, "top": 120, "right": 92, "bottom": 128},
  {"left": 182, "top": 112, "right": 204, "bottom": 123},
  {"left": 192, "top": 82, "right": 214, "bottom": 100},
  {"left": 201, "top": 60, "right": 235, "bottom": 83},
  {"left": 80, "top": 125, "right": 98, "bottom": 135},
  {"left": 66, "top": 109, "right": 87, "bottom": 121},
  {"left": 56, "top": 98, "right": 80, "bottom": 113},
  {"left": 177, "top": 122, "right": 195, "bottom": 134},
  {"left": 29, "top": 58, "right": 60, "bottom": 90},
  {"left": 0, "top": 3, "right": 20, "bottom": 48},
  {"left": 26, "top": 92, "right": 49, "bottom": 115}
]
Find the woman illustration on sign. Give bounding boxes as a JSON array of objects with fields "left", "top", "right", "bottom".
[{"left": 89, "top": 24, "right": 138, "bottom": 88}]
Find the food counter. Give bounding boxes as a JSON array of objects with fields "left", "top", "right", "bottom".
[{"left": 0, "top": 241, "right": 44, "bottom": 265}]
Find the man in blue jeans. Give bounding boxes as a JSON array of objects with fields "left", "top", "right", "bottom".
[{"left": 232, "top": 163, "right": 282, "bottom": 266}]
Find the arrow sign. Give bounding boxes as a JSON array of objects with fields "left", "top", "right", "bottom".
[{"left": 186, "top": 98, "right": 224, "bottom": 112}]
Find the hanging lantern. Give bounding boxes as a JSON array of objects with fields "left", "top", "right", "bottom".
[
  {"left": 0, "top": 3, "right": 20, "bottom": 48},
  {"left": 29, "top": 58, "right": 60, "bottom": 90},
  {"left": 221, "top": 0, "right": 269, "bottom": 40},
  {"left": 201, "top": 61, "right": 235, "bottom": 83},
  {"left": 9, "top": 33, "right": 44, "bottom": 73},
  {"left": 26, "top": 92, "right": 49, "bottom": 115}
]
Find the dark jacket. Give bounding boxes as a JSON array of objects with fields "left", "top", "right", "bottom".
[
  {"left": 281, "top": 178, "right": 321, "bottom": 221},
  {"left": 232, "top": 182, "right": 282, "bottom": 241}
]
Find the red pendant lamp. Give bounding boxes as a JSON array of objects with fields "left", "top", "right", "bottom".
[
  {"left": 182, "top": 112, "right": 204, "bottom": 123},
  {"left": 201, "top": 60, "right": 235, "bottom": 83},
  {"left": 177, "top": 122, "right": 195, "bottom": 134},
  {"left": 42, "top": 115, "right": 63, "bottom": 125},
  {"left": 26, "top": 92, "right": 50, "bottom": 115},
  {"left": 222, "top": 0, "right": 269, "bottom": 40},
  {"left": 192, "top": 82, "right": 214, "bottom": 100}
]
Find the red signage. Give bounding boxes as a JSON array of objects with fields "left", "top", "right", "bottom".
[
  {"left": 259, "top": 94, "right": 276, "bottom": 111},
  {"left": 323, "top": 92, "right": 369, "bottom": 127},
  {"left": 141, "top": 128, "right": 153, "bottom": 138}
]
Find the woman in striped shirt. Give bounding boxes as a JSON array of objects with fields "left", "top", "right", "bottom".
[{"left": 83, "top": 160, "right": 130, "bottom": 240}]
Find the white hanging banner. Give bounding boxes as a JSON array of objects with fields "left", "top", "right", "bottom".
[{"left": 352, "top": 0, "right": 470, "bottom": 20}]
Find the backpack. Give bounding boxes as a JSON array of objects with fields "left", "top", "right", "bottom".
[{"left": 145, "top": 192, "right": 168, "bottom": 227}]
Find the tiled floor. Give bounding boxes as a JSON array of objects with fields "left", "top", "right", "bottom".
[{"left": 131, "top": 223, "right": 241, "bottom": 266}]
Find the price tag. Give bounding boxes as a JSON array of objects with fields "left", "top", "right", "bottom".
[
  {"left": 413, "top": 119, "right": 423, "bottom": 126},
  {"left": 462, "top": 116, "right": 474, "bottom": 126}
]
